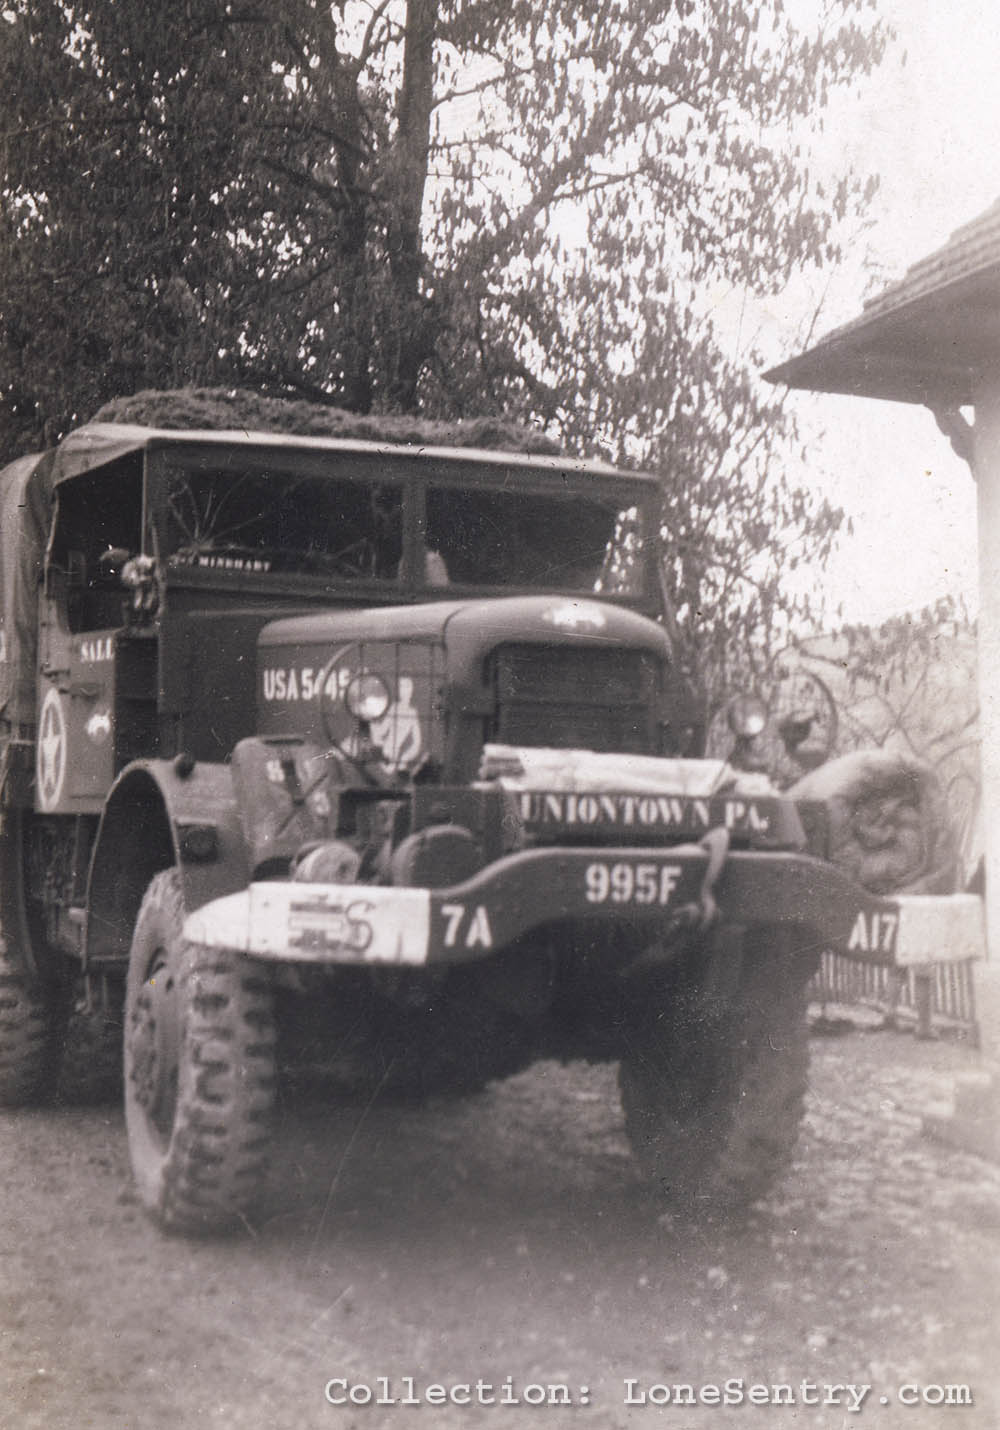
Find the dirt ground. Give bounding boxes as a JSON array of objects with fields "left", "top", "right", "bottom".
[{"left": 1, "top": 1025, "right": 998, "bottom": 1430}]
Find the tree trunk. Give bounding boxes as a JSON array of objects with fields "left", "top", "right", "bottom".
[{"left": 386, "top": 0, "right": 437, "bottom": 411}]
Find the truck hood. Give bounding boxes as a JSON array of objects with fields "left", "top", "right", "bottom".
[{"left": 259, "top": 594, "right": 672, "bottom": 659}]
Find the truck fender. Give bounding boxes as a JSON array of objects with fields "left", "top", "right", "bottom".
[{"left": 85, "top": 758, "right": 250, "bottom": 968}]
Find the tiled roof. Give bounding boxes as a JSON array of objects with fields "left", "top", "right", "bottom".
[
  {"left": 861, "top": 199, "right": 1000, "bottom": 321},
  {"left": 765, "top": 200, "right": 1000, "bottom": 406}
]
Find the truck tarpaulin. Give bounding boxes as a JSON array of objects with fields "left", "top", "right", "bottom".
[
  {"left": 789, "top": 749, "right": 958, "bottom": 896},
  {"left": 0, "top": 451, "right": 53, "bottom": 739}
]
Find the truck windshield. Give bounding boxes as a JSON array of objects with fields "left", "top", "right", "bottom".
[
  {"left": 424, "top": 484, "right": 649, "bottom": 596},
  {"left": 159, "top": 465, "right": 404, "bottom": 581},
  {"left": 152, "top": 458, "right": 651, "bottom": 599}
]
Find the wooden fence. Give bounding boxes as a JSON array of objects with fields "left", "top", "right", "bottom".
[{"left": 808, "top": 950, "right": 979, "bottom": 1042}]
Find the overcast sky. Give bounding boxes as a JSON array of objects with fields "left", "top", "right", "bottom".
[
  {"left": 748, "top": 0, "right": 999, "bottom": 626},
  {"left": 447, "top": 2, "right": 992, "bottom": 626}
]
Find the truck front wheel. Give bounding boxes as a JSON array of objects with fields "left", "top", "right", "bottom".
[
  {"left": 619, "top": 931, "right": 811, "bottom": 1216},
  {"left": 124, "top": 870, "right": 277, "bottom": 1233}
]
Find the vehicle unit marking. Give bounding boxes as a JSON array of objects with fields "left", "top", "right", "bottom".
[
  {"left": 847, "top": 909, "right": 899, "bottom": 956},
  {"left": 584, "top": 861, "right": 683, "bottom": 906},
  {"left": 288, "top": 897, "right": 374, "bottom": 956},
  {"left": 78, "top": 636, "right": 114, "bottom": 662},
  {"left": 245, "top": 882, "right": 432, "bottom": 965},
  {"left": 85, "top": 708, "right": 112, "bottom": 744},
  {"left": 368, "top": 677, "right": 423, "bottom": 770},
  {"left": 440, "top": 903, "right": 494, "bottom": 949}
]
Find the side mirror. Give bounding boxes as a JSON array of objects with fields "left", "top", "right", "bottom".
[{"left": 97, "top": 546, "right": 131, "bottom": 583}]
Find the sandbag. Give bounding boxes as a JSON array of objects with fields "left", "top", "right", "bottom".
[{"left": 790, "top": 749, "right": 958, "bottom": 896}]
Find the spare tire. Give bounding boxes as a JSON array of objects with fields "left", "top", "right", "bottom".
[{"left": 790, "top": 749, "right": 958, "bottom": 896}]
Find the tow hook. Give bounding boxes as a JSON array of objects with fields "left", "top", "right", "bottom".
[
  {"left": 622, "top": 826, "right": 732, "bottom": 978},
  {"left": 667, "top": 825, "right": 731, "bottom": 932}
]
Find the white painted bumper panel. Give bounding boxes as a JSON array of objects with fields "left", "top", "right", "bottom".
[
  {"left": 184, "top": 882, "right": 432, "bottom": 965},
  {"left": 892, "top": 893, "right": 986, "bottom": 968}
]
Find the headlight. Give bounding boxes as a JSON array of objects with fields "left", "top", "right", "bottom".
[
  {"left": 726, "top": 694, "right": 768, "bottom": 739},
  {"left": 344, "top": 672, "right": 391, "bottom": 722}
]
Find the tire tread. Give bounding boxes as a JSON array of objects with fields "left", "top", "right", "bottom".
[{"left": 124, "top": 870, "right": 276, "bottom": 1233}]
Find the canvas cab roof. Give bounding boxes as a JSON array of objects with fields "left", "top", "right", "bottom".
[{"left": 48, "top": 422, "right": 658, "bottom": 492}]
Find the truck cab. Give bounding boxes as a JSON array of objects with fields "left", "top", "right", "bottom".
[
  {"left": 16, "top": 422, "right": 691, "bottom": 977},
  {"left": 36, "top": 423, "right": 675, "bottom": 794}
]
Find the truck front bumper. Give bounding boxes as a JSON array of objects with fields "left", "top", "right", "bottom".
[{"left": 183, "top": 845, "right": 985, "bottom": 972}]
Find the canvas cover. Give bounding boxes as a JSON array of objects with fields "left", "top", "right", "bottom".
[
  {"left": 47, "top": 420, "right": 624, "bottom": 484},
  {"left": 790, "top": 749, "right": 958, "bottom": 896},
  {"left": 49, "top": 421, "right": 156, "bottom": 483},
  {"left": 0, "top": 451, "right": 53, "bottom": 738}
]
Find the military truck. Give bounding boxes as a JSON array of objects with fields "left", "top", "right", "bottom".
[{"left": 0, "top": 417, "right": 984, "bottom": 1232}]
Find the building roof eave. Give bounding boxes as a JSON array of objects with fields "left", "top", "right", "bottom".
[{"left": 765, "top": 201, "right": 1000, "bottom": 408}]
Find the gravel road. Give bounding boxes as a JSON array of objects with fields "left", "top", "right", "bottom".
[{"left": 2, "top": 1029, "right": 998, "bottom": 1430}]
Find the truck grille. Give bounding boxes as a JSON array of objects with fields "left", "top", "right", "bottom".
[{"left": 489, "top": 644, "right": 658, "bottom": 754}]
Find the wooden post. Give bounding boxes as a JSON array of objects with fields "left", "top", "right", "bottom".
[
  {"left": 966, "top": 382, "right": 1000, "bottom": 1070},
  {"left": 974, "top": 382, "right": 1000, "bottom": 973},
  {"left": 921, "top": 383, "right": 1000, "bottom": 1159}
]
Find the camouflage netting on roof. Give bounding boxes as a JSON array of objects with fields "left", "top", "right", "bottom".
[{"left": 91, "top": 389, "right": 561, "bottom": 455}]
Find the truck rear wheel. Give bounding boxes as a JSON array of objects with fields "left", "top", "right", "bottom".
[
  {"left": 0, "top": 937, "right": 54, "bottom": 1105},
  {"left": 619, "top": 932, "right": 811, "bottom": 1216},
  {"left": 124, "top": 870, "right": 276, "bottom": 1233}
]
